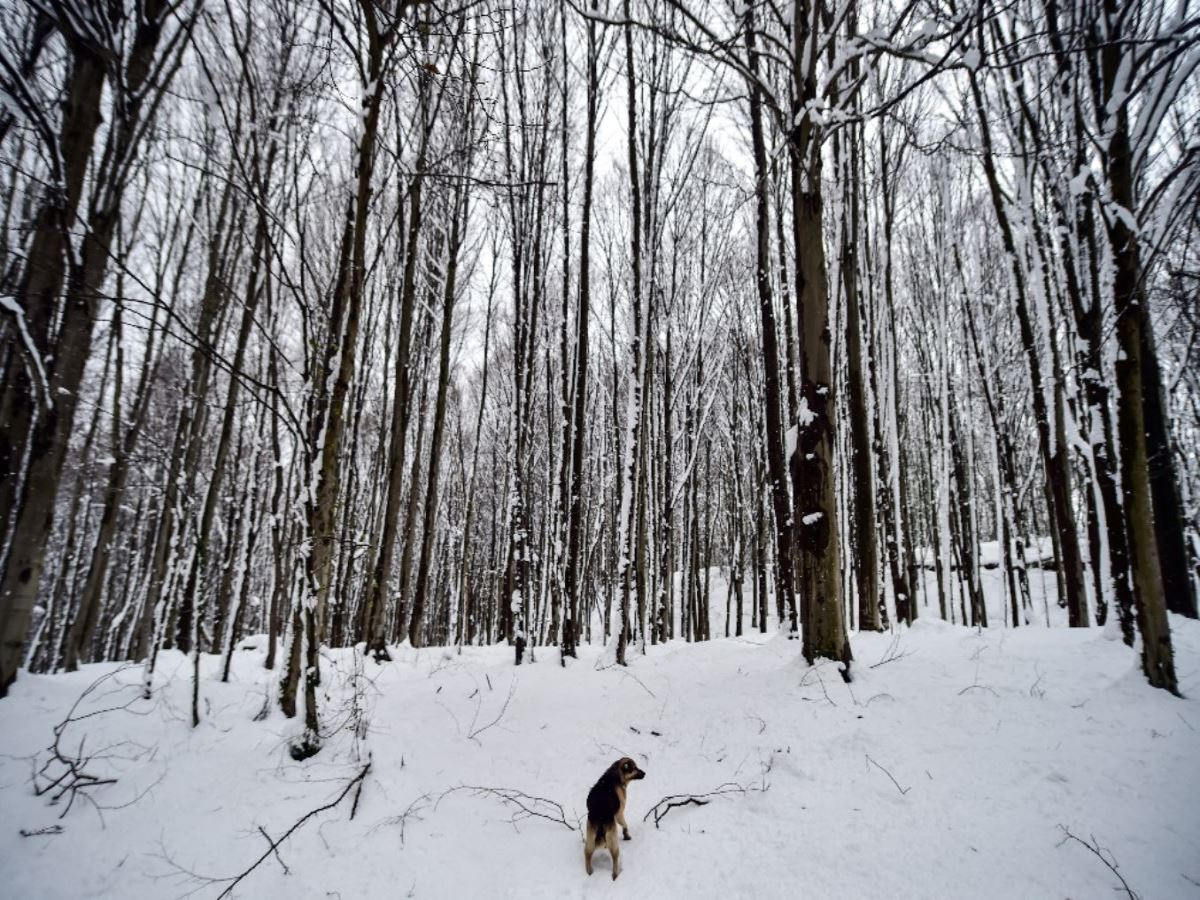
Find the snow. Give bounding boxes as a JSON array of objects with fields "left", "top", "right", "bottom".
[
  {"left": 1068, "top": 169, "right": 1092, "bottom": 196},
  {"left": 974, "top": 536, "right": 1055, "bottom": 568},
  {"left": 1, "top": 595, "right": 1198, "bottom": 898},
  {"left": 797, "top": 396, "right": 815, "bottom": 428}
]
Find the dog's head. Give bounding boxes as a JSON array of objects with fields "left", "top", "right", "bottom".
[{"left": 615, "top": 757, "right": 646, "bottom": 783}]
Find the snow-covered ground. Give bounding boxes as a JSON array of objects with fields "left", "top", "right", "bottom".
[{"left": 2, "top": 595, "right": 1198, "bottom": 898}]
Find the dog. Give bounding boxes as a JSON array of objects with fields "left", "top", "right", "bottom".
[{"left": 585, "top": 756, "right": 646, "bottom": 879}]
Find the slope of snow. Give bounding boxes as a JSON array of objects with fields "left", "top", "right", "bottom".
[{"left": 2, "top": 616, "right": 1198, "bottom": 899}]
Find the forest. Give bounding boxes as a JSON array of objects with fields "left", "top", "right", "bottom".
[
  {"left": 1, "top": 1, "right": 1198, "bottom": 896},
  {"left": 2, "top": 0, "right": 1190, "bottom": 720},
  {"left": 1, "top": 0, "right": 1198, "bottom": 733}
]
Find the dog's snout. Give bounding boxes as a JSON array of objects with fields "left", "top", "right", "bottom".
[{"left": 635, "top": 768, "right": 646, "bottom": 779}]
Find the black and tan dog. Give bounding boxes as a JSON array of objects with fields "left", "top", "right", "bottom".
[{"left": 585, "top": 756, "right": 646, "bottom": 879}]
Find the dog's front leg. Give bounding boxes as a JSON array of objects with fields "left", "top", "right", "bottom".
[{"left": 617, "top": 808, "right": 631, "bottom": 841}]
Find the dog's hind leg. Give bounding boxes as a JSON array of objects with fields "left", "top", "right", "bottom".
[
  {"left": 584, "top": 822, "right": 596, "bottom": 875},
  {"left": 607, "top": 827, "right": 621, "bottom": 880}
]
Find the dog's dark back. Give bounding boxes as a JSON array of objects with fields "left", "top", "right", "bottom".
[{"left": 586, "top": 764, "right": 622, "bottom": 842}]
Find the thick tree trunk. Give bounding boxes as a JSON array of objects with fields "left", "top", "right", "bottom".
[
  {"left": 787, "top": 0, "right": 850, "bottom": 675},
  {"left": 0, "top": 45, "right": 105, "bottom": 561},
  {"left": 1101, "top": 0, "right": 1178, "bottom": 692}
]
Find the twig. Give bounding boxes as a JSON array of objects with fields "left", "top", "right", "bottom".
[
  {"left": 869, "top": 634, "right": 914, "bottom": 668},
  {"left": 865, "top": 755, "right": 910, "bottom": 796},
  {"left": 19, "top": 825, "right": 64, "bottom": 837},
  {"left": 212, "top": 759, "right": 372, "bottom": 899},
  {"left": 33, "top": 664, "right": 151, "bottom": 819},
  {"left": 1057, "top": 825, "right": 1139, "bottom": 899},
  {"left": 350, "top": 768, "right": 368, "bottom": 820},
  {"left": 647, "top": 794, "right": 710, "bottom": 822},
  {"left": 372, "top": 792, "right": 432, "bottom": 846},
  {"left": 621, "top": 668, "right": 657, "bottom": 698},
  {"left": 437, "top": 785, "right": 576, "bottom": 831},
  {"left": 256, "top": 826, "right": 290, "bottom": 875},
  {"left": 957, "top": 684, "right": 999, "bottom": 697},
  {"left": 468, "top": 676, "right": 517, "bottom": 743},
  {"left": 1029, "top": 664, "right": 1046, "bottom": 699},
  {"left": 642, "top": 782, "right": 766, "bottom": 829},
  {"left": 799, "top": 663, "right": 837, "bottom": 706}
]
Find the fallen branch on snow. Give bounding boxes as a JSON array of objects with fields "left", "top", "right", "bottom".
[
  {"left": 437, "top": 785, "right": 576, "bottom": 831},
  {"left": 869, "top": 634, "right": 914, "bottom": 669},
  {"left": 957, "top": 683, "right": 999, "bottom": 697},
  {"left": 33, "top": 663, "right": 155, "bottom": 820},
  {"left": 642, "top": 781, "right": 767, "bottom": 829},
  {"left": 1057, "top": 825, "right": 1139, "bottom": 899},
  {"left": 208, "top": 757, "right": 372, "bottom": 899},
  {"left": 467, "top": 676, "right": 516, "bottom": 743},
  {"left": 372, "top": 791, "right": 433, "bottom": 845},
  {"left": 865, "top": 754, "right": 910, "bottom": 796},
  {"left": 19, "top": 825, "right": 64, "bottom": 837}
]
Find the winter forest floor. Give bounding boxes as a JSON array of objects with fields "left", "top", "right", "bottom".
[{"left": 1, "top": 576, "right": 1199, "bottom": 899}]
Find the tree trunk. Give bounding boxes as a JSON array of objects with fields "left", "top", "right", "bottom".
[
  {"left": 788, "top": 0, "right": 850, "bottom": 675},
  {"left": 1101, "top": 0, "right": 1178, "bottom": 692}
]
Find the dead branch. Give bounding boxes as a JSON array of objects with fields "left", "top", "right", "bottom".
[
  {"left": 1029, "top": 664, "right": 1046, "bottom": 699},
  {"left": 372, "top": 792, "right": 433, "bottom": 845},
  {"left": 594, "top": 661, "right": 657, "bottom": 698},
  {"left": 642, "top": 781, "right": 766, "bottom": 829},
  {"left": 1057, "top": 826, "right": 1139, "bottom": 899},
  {"left": 210, "top": 758, "right": 371, "bottom": 899},
  {"left": 957, "top": 684, "right": 1000, "bottom": 697},
  {"left": 437, "top": 785, "right": 576, "bottom": 831},
  {"left": 256, "top": 826, "right": 290, "bottom": 875},
  {"left": 869, "top": 634, "right": 914, "bottom": 668},
  {"left": 19, "top": 825, "right": 64, "bottom": 837},
  {"left": 799, "top": 662, "right": 838, "bottom": 706},
  {"left": 467, "top": 675, "right": 516, "bottom": 743},
  {"left": 865, "top": 754, "right": 910, "bottom": 796},
  {"left": 33, "top": 664, "right": 152, "bottom": 819}
]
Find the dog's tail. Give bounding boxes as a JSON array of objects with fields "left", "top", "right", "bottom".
[{"left": 593, "top": 819, "right": 608, "bottom": 843}]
